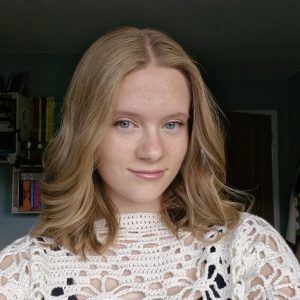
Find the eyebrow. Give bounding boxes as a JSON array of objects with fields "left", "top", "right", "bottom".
[{"left": 113, "top": 110, "right": 190, "bottom": 119}]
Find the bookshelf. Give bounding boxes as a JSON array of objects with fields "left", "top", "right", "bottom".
[
  {"left": 0, "top": 93, "right": 32, "bottom": 162},
  {"left": 0, "top": 93, "right": 63, "bottom": 214},
  {"left": 11, "top": 165, "right": 43, "bottom": 213}
]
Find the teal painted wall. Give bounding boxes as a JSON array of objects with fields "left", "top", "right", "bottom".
[
  {"left": 0, "top": 54, "right": 79, "bottom": 250},
  {"left": 0, "top": 54, "right": 296, "bottom": 249},
  {"left": 0, "top": 164, "right": 37, "bottom": 249},
  {"left": 0, "top": 53, "right": 79, "bottom": 96},
  {"left": 211, "top": 80, "right": 291, "bottom": 234},
  {"left": 287, "top": 74, "right": 300, "bottom": 181}
]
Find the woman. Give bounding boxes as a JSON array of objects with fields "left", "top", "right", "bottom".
[{"left": 1, "top": 27, "right": 299, "bottom": 299}]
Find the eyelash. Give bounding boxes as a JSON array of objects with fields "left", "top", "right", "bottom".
[
  {"left": 164, "top": 121, "right": 183, "bottom": 130},
  {"left": 114, "top": 120, "right": 134, "bottom": 129},
  {"left": 114, "top": 120, "right": 183, "bottom": 130}
]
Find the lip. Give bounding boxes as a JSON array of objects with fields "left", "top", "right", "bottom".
[{"left": 129, "top": 169, "right": 165, "bottom": 180}]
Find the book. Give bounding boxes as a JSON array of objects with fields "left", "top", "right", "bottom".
[
  {"left": 38, "top": 97, "right": 42, "bottom": 143},
  {"left": 49, "top": 97, "right": 55, "bottom": 142},
  {"left": 30, "top": 180, "right": 34, "bottom": 208},
  {"left": 41, "top": 96, "right": 47, "bottom": 144},
  {"left": 33, "top": 180, "right": 40, "bottom": 209},
  {"left": 18, "top": 167, "right": 43, "bottom": 211},
  {"left": 21, "top": 180, "right": 31, "bottom": 211},
  {"left": 30, "top": 95, "right": 63, "bottom": 146},
  {"left": 19, "top": 178, "right": 23, "bottom": 207},
  {"left": 54, "top": 96, "right": 62, "bottom": 134}
]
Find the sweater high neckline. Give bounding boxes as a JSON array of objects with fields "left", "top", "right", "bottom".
[{"left": 94, "top": 212, "right": 164, "bottom": 232}]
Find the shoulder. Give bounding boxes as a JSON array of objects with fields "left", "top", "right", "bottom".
[
  {"left": 0, "top": 235, "right": 33, "bottom": 264},
  {"left": 0, "top": 235, "right": 51, "bottom": 275},
  {"left": 0, "top": 236, "right": 53, "bottom": 299},
  {"left": 238, "top": 211, "right": 276, "bottom": 228},
  {"left": 231, "top": 212, "right": 293, "bottom": 257},
  {"left": 0, "top": 235, "right": 51, "bottom": 258},
  {"left": 235, "top": 212, "right": 280, "bottom": 237},
  {"left": 233, "top": 212, "right": 290, "bottom": 248},
  {"left": 229, "top": 212, "right": 300, "bottom": 299}
]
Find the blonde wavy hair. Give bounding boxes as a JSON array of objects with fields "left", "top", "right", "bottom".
[{"left": 31, "top": 26, "right": 245, "bottom": 257}]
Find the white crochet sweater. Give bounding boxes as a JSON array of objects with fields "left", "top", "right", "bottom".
[{"left": 0, "top": 212, "right": 299, "bottom": 300}]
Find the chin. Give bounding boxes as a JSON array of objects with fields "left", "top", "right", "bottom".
[{"left": 131, "top": 195, "right": 161, "bottom": 204}]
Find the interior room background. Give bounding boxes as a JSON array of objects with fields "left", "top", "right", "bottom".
[{"left": 0, "top": 0, "right": 300, "bottom": 250}]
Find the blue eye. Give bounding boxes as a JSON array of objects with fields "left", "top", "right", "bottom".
[
  {"left": 118, "top": 120, "right": 130, "bottom": 128},
  {"left": 165, "top": 122, "right": 178, "bottom": 130},
  {"left": 115, "top": 120, "right": 132, "bottom": 129}
]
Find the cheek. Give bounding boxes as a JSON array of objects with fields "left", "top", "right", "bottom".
[
  {"left": 95, "top": 142, "right": 113, "bottom": 177},
  {"left": 167, "top": 137, "right": 189, "bottom": 165},
  {"left": 178, "top": 144, "right": 189, "bottom": 164},
  {"left": 96, "top": 140, "right": 132, "bottom": 175},
  {"left": 95, "top": 134, "right": 118, "bottom": 163}
]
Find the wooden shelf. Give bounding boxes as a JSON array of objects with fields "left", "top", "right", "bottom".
[
  {"left": 11, "top": 165, "right": 43, "bottom": 214},
  {"left": 0, "top": 93, "right": 32, "bottom": 163}
]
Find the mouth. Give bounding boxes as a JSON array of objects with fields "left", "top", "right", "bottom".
[{"left": 128, "top": 169, "right": 166, "bottom": 180}]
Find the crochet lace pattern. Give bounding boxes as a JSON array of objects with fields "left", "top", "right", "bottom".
[{"left": 0, "top": 213, "right": 299, "bottom": 299}]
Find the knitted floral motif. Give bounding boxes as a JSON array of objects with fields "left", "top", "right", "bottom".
[{"left": 0, "top": 213, "right": 299, "bottom": 299}]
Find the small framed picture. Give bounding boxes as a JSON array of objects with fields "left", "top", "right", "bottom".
[{"left": 7, "top": 72, "right": 27, "bottom": 94}]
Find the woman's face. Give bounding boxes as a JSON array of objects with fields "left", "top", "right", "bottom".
[{"left": 96, "top": 65, "right": 190, "bottom": 213}]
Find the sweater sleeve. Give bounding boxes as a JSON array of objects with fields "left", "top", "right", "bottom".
[
  {"left": 232, "top": 213, "right": 300, "bottom": 299},
  {"left": 0, "top": 236, "right": 31, "bottom": 300}
]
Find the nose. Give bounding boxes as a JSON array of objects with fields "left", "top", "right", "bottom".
[{"left": 136, "top": 129, "right": 164, "bottom": 161}]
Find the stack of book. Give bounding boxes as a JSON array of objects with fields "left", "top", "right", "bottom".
[
  {"left": 31, "top": 96, "right": 63, "bottom": 145},
  {"left": 18, "top": 167, "right": 43, "bottom": 211}
]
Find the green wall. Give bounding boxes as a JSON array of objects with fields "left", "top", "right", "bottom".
[
  {"left": 0, "top": 53, "right": 79, "bottom": 96},
  {"left": 211, "top": 80, "right": 291, "bottom": 234},
  {"left": 0, "top": 164, "right": 37, "bottom": 249},
  {"left": 0, "top": 54, "right": 297, "bottom": 249},
  {"left": 0, "top": 54, "right": 78, "bottom": 249},
  {"left": 287, "top": 73, "right": 300, "bottom": 180}
]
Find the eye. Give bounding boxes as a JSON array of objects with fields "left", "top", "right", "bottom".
[
  {"left": 115, "top": 120, "right": 132, "bottom": 129},
  {"left": 164, "top": 121, "right": 181, "bottom": 130}
]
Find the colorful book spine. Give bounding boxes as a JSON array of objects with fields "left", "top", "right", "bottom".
[
  {"left": 33, "top": 181, "right": 40, "bottom": 209},
  {"left": 41, "top": 96, "right": 47, "bottom": 144},
  {"left": 49, "top": 97, "right": 55, "bottom": 141},
  {"left": 54, "top": 96, "right": 62, "bottom": 134},
  {"left": 38, "top": 97, "right": 42, "bottom": 143},
  {"left": 19, "top": 171, "right": 43, "bottom": 211},
  {"left": 30, "top": 180, "right": 34, "bottom": 208},
  {"left": 46, "top": 97, "right": 51, "bottom": 143},
  {"left": 19, "top": 179, "right": 23, "bottom": 207},
  {"left": 32, "top": 96, "right": 63, "bottom": 145},
  {"left": 22, "top": 180, "right": 31, "bottom": 211}
]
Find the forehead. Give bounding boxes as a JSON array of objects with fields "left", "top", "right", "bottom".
[{"left": 114, "top": 65, "right": 190, "bottom": 117}]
